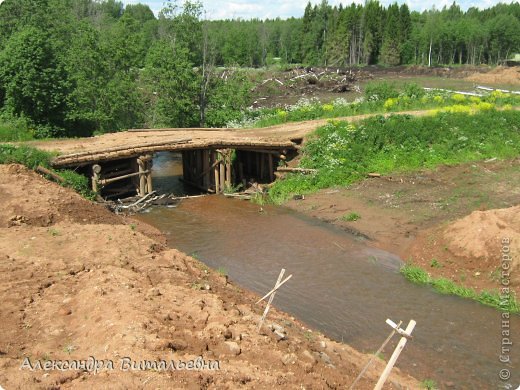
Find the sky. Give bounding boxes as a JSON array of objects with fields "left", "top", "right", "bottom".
[{"left": 123, "top": 0, "right": 516, "bottom": 19}]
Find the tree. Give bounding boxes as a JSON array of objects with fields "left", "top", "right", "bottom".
[
  {"left": 0, "top": 26, "right": 69, "bottom": 136},
  {"left": 143, "top": 40, "right": 199, "bottom": 128}
]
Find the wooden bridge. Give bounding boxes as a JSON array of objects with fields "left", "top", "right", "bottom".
[{"left": 33, "top": 123, "right": 321, "bottom": 198}]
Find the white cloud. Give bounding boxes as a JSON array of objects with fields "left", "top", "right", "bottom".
[{"left": 122, "top": 0, "right": 519, "bottom": 19}]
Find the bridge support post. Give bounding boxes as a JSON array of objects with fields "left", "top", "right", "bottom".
[
  {"left": 137, "top": 155, "right": 153, "bottom": 197},
  {"left": 92, "top": 164, "right": 101, "bottom": 193}
]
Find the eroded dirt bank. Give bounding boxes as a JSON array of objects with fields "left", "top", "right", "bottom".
[
  {"left": 0, "top": 164, "right": 418, "bottom": 389},
  {"left": 286, "top": 158, "right": 520, "bottom": 296}
]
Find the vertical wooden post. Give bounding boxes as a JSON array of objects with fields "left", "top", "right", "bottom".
[
  {"left": 374, "top": 320, "right": 416, "bottom": 390},
  {"left": 225, "top": 150, "right": 232, "bottom": 189},
  {"left": 137, "top": 156, "right": 146, "bottom": 197},
  {"left": 202, "top": 149, "right": 210, "bottom": 191},
  {"left": 182, "top": 151, "right": 188, "bottom": 180},
  {"left": 219, "top": 153, "right": 226, "bottom": 192},
  {"left": 214, "top": 151, "right": 220, "bottom": 194},
  {"left": 146, "top": 158, "right": 153, "bottom": 194},
  {"left": 268, "top": 154, "right": 274, "bottom": 182},
  {"left": 92, "top": 164, "right": 101, "bottom": 193}
]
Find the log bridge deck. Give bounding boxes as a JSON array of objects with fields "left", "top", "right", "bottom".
[{"left": 33, "top": 123, "right": 319, "bottom": 198}]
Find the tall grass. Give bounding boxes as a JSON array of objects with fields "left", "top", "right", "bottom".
[
  {"left": 0, "top": 119, "right": 34, "bottom": 142},
  {"left": 401, "top": 264, "right": 519, "bottom": 313},
  {"left": 269, "top": 110, "right": 520, "bottom": 203}
]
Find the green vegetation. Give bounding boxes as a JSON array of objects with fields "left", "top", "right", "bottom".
[
  {"left": 421, "top": 379, "right": 438, "bottom": 390},
  {"left": 0, "top": 0, "right": 519, "bottom": 140},
  {"left": 0, "top": 144, "right": 94, "bottom": 199},
  {"left": 268, "top": 109, "right": 520, "bottom": 203},
  {"left": 207, "top": 2, "right": 519, "bottom": 67},
  {"left": 231, "top": 87, "right": 520, "bottom": 129},
  {"left": 342, "top": 212, "right": 361, "bottom": 222},
  {"left": 430, "top": 259, "right": 442, "bottom": 269},
  {"left": 0, "top": 0, "right": 252, "bottom": 140},
  {"left": 216, "top": 267, "right": 228, "bottom": 277},
  {"left": 401, "top": 264, "right": 519, "bottom": 313}
]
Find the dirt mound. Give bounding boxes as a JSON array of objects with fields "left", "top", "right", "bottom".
[
  {"left": 465, "top": 66, "right": 520, "bottom": 86},
  {"left": 0, "top": 164, "right": 418, "bottom": 389},
  {"left": 407, "top": 205, "right": 520, "bottom": 293}
]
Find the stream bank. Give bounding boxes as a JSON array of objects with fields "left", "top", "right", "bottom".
[{"left": 0, "top": 164, "right": 419, "bottom": 389}]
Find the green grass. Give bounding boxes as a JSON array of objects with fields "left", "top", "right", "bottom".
[
  {"left": 421, "top": 379, "right": 438, "bottom": 390},
  {"left": 400, "top": 264, "right": 519, "bottom": 313},
  {"left": 229, "top": 85, "right": 520, "bottom": 129},
  {"left": 268, "top": 110, "right": 520, "bottom": 203},
  {"left": 0, "top": 119, "right": 33, "bottom": 142},
  {"left": 342, "top": 212, "right": 361, "bottom": 222},
  {"left": 0, "top": 144, "right": 95, "bottom": 200}
]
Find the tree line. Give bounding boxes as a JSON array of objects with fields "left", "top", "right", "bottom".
[
  {"left": 208, "top": 1, "right": 520, "bottom": 67},
  {"left": 0, "top": 0, "right": 518, "bottom": 138}
]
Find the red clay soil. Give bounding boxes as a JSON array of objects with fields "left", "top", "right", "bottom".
[
  {"left": 0, "top": 164, "right": 419, "bottom": 389},
  {"left": 286, "top": 159, "right": 520, "bottom": 297},
  {"left": 465, "top": 66, "right": 520, "bottom": 86}
]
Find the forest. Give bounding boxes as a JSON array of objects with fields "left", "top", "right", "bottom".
[{"left": 0, "top": 0, "right": 518, "bottom": 138}]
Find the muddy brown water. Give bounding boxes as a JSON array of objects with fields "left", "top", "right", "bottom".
[{"left": 137, "top": 153, "right": 519, "bottom": 389}]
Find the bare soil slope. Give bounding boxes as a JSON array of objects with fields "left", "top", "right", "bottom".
[
  {"left": 0, "top": 164, "right": 418, "bottom": 389},
  {"left": 465, "top": 66, "right": 520, "bottom": 86},
  {"left": 287, "top": 158, "right": 520, "bottom": 295}
]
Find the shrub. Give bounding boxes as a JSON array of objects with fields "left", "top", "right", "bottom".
[
  {"left": 364, "top": 81, "right": 399, "bottom": 102},
  {"left": 403, "top": 82, "right": 425, "bottom": 99}
]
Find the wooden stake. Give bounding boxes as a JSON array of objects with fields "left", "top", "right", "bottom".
[
  {"left": 374, "top": 320, "right": 416, "bottom": 390},
  {"left": 257, "top": 269, "right": 290, "bottom": 332},
  {"left": 349, "top": 321, "right": 402, "bottom": 390}
]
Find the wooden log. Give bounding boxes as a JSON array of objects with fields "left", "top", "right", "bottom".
[
  {"left": 213, "top": 151, "right": 220, "bottom": 194},
  {"left": 102, "top": 168, "right": 134, "bottom": 179},
  {"left": 99, "top": 170, "right": 150, "bottom": 186},
  {"left": 277, "top": 167, "right": 317, "bottom": 174},
  {"left": 202, "top": 149, "right": 210, "bottom": 191},
  {"left": 36, "top": 166, "right": 66, "bottom": 184},
  {"left": 127, "top": 127, "right": 230, "bottom": 133},
  {"left": 219, "top": 156, "right": 226, "bottom": 192},
  {"left": 52, "top": 140, "right": 298, "bottom": 168},
  {"left": 238, "top": 149, "right": 282, "bottom": 156},
  {"left": 92, "top": 164, "right": 101, "bottom": 192},
  {"left": 137, "top": 157, "right": 147, "bottom": 197},
  {"left": 260, "top": 153, "right": 265, "bottom": 180},
  {"left": 268, "top": 154, "right": 274, "bottom": 182},
  {"left": 238, "top": 161, "right": 245, "bottom": 186},
  {"left": 53, "top": 138, "right": 193, "bottom": 160},
  {"left": 225, "top": 151, "right": 232, "bottom": 189},
  {"left": 368, "top": 173, "right": 381, "bottom": 178},
  {"left": 146, "top": 160, "right": 153, "bottom": 194}
]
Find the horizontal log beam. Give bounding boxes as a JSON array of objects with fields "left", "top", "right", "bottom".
[{"left": 99, "top": 170, "right": 150, "bottom": 186}]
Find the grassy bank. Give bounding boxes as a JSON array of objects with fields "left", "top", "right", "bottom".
[
  {"left": 229, "top": 85, "right": 520, "bottom": 128},
  {"left": 401, "top": 264, "right": 519, "bottom": 313},
  {"left": 0, "top": 144, "right": 94, "bottom": 199},
  {"left": 269, "top": 109, "right": 520, "bottom": 203}
]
